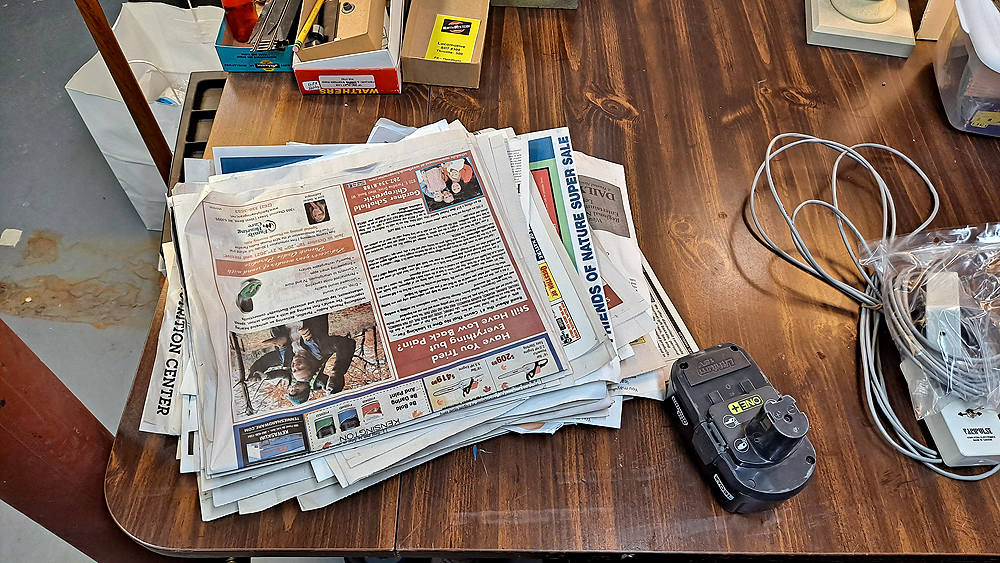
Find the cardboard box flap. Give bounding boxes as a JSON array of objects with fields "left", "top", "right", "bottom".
[
  {"left": 293, "top": 0, "right": 402, "bottom": 69},
  {"left": 296, "top": 0, "right": 388, "bottom": 62}
]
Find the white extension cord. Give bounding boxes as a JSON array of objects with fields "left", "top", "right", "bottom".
[{"left": 747, "top": 133, "right": 1000, "bottom": 481}]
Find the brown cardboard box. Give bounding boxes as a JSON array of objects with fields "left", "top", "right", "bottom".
[
  {"left": 296, "top": 0, "right": 387, "bottom": 62},
  {"left": 400, "top": 0, "right": 490, "bottom": 88},
  {"left": 293, "top": 0, "right": 404, "bottom": 94}
]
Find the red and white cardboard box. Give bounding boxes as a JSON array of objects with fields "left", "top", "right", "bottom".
[{"left": 293, "top": 0, "right": 404, "bottom": 94}]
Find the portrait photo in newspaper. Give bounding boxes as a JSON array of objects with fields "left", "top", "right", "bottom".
[
  {"left": 304, "top": 199, "right": 331, "bottom": 225},
  {"left": 416, "top": 156, "right": 484, "bottom": 213}
]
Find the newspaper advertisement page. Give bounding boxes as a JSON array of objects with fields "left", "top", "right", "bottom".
[
  {"left": 522, "top": 128, "right": 616, "bottom": 347},
  {"left": 348, "top": 150, "right": 561, "bottom": 402},
  {"left": 525, "top": 179, "right": 615, "bottom": 377},
  {"left": 574, "top": 151, "right": 647, "bottom": 303},
  {"left": 616, "top": 255, "right": 699, "bottom": 400},
  {"left": 141, "top": 243, "right": 186, "bottom": 435},
  {"left": 185, "top": 137, "right": 566, "bottom": 471},
  {"left": 472, "top": 129, "right": 613, "bottom": 377}
]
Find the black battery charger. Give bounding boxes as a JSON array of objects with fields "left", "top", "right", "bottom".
[{"left": 665, "top": 343, "right": 816, "bottom": 513}]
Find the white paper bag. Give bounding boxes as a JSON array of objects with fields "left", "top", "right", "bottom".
[{"left": 65, "top": 3, "right": 224, "bottom": 230}]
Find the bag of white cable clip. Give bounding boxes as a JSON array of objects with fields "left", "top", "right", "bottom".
[
  {"left": 933, "top": 0, "right": 1000, "bottom": 137},
  {"left": 866, "top": 224, "right": 1000, "bottom": 419}
]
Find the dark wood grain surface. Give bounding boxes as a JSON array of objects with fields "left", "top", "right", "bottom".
[
  {"left": 106, "top": 0, "right": 1000, "bottom": 557},
  {"left": 398, "top": 0, "right": 1000, "bottom": 557}
]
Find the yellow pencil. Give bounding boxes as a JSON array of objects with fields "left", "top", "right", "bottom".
[{"left": 292, "top": 0, "right": 326, "bottom": 52}]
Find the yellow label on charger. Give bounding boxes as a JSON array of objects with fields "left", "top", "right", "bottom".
[
  {"left": 425, "top": 14, "right": 480, "bottom": 63},
  {"left": 728, "top": 394, "right": 762, "bottom": 415}
]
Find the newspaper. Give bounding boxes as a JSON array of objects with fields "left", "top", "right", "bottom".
[
  {"left": 172, "top": 128, "right": 571, "bottom": 474},
  {"left": 147, "top": 119, "right": 700, "bottom": 519},
  {"left": 182, "top": 126, "right": 608, "bottom": 484},
  {"left": 140, "top": 243, "right": 186, "bottom": 435},
  {"left": 472, "top": 129, "right": 616, "bottom": 378},
  {"left": 616, "top": 254, "right": 699, "bottom": 400},
  {"left": 186, "top": 129, "right": 619, "bottom": 510},
  {"left": 522, "top": 129, "right": 617, "bottom": 348},
  {"left": 575, "top": 151, "right": 647, "bottom": 302}
]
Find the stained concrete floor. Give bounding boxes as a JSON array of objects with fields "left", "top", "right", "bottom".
[
  {"left": 0, "top": 2, "right": 359, "bottom": 561},
  {"left": 1, "top": 0, "right": 161, "bottom": 562}
]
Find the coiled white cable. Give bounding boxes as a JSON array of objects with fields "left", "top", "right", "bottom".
[{"left": 747, "top": 133, "right": 999, "bottom": 481}]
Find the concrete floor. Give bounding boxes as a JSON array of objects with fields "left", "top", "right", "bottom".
[
  {"left": 0, "top": 2, "right": 345, "bottom": 562},
  {"left": 1, "top": 1, "right": 159, "bottom": 562}
]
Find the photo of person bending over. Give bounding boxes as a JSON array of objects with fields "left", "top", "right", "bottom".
[
  {"left": 245, "top": 314, "right": 357, "bottom": 406},
  {"left": 245, "top": 325, "right": 297, "bottom": 383},
  {"left": 298, "top": 315, "right": 356, "bottom": 396}
]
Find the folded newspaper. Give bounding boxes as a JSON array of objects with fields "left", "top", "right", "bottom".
[{"left": 145, "top": 120, "right": 697, "bottom": 520}]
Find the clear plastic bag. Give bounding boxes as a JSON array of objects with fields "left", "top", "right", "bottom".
[
  {"left": 866, "top": 224, "right": 1000, "bottom": 419},
  {"left": 933, "top": 0, "right": 1000, "bottom": 137}
]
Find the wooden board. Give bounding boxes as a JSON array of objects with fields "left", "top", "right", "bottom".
[{"left": 1, "top": 319, "right": 176, "bottom": 563}]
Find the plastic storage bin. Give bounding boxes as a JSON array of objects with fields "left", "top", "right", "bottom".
[{"left": 933, "top": 0, "right": 1000, "bottom": 137}]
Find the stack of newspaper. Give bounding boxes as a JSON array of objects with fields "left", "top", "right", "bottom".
[{"left": 142, "top": 120, "right": 697, "bottom": 520}]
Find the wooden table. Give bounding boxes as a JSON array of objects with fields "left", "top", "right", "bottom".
[{"left": 106, "top": 0, "right": 1000, "bottom": 558}]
